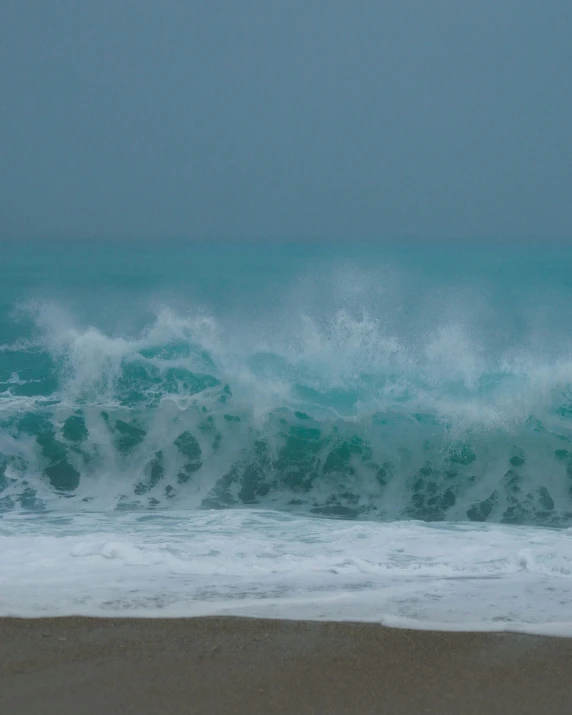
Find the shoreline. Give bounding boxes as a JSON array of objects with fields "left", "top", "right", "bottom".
[{"left": 2, "top": 616, "right": 572, "bottom": 714}]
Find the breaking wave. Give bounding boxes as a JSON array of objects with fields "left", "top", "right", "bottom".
[{"left": 3, "top": 281, "right": 572, "bottom": 525}]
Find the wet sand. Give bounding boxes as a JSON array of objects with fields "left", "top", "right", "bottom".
[{"left": 1, "top": 617, "right": 572, "bottom": 714}]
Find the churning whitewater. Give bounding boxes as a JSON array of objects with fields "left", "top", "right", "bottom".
[{"left": 1, "top": 242, "right": 572, "bottom": 631}]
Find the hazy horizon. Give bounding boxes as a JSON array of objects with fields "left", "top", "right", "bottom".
[{"left": 2, "top": 1, "right": 571, "bottom": 242}]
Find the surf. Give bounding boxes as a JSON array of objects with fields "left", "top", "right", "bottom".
[{"left": 2, "top": 242, "right": 572, "bottom": 525}]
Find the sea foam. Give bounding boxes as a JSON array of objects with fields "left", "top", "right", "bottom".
[{"left": 1, "top": 508, "right": 571, "bottom": 635}]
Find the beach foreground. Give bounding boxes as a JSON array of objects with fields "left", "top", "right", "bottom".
[{"left": 1, "top": 617, "right": 572, "bottom": 714}]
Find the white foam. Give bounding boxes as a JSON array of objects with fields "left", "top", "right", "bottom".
[
  {"left": 24, "top": 299, "right": 572, "bottom": 429},
  {"left": 1, "top": 509, "right": 571, "bottom": 634}
]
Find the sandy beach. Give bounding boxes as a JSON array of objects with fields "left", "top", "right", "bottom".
[{"left": 1, "top": 617, "right": 571, "bottom": 714}]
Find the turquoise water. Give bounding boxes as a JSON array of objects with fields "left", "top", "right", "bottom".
[{"left": 2, "top": 240, "right": 572, "bottom": 525}]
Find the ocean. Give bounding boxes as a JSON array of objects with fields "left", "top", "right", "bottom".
[{"left": 1, "top": 240, "right": 572, "bottom": 633}]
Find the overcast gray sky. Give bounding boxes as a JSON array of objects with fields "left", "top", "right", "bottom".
[{"left": 1, "top": 1, "right": 571, "bottom": 241}]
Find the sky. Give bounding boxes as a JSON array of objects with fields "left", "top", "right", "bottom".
[{"left": 1, "top": 0, "right": 571, "bottom": 242}]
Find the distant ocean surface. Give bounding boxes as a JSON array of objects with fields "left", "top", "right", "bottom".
[{"left": 1, "top": 240, "right": 572, "bottom": 632}]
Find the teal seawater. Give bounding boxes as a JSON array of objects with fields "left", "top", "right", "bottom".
[{"left": 2, "top": 241, "right": 572, "bottom": 525}]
